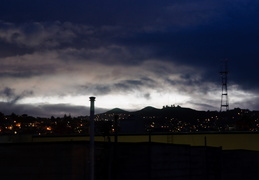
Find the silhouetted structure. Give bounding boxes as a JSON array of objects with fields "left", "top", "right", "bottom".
[
  {"left": 220, "top": 60, "right": 229, "bottom": 112},
  {"left": 89, "top": 97, "right": 96, "bottom": 180}
]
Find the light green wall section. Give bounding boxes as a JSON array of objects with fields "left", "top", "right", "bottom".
[
  {"left": 113, "top": 133, "right": 259, "bottom": 151},
  {"left": 29, "top": 133, "right": 259, "bottom": 151}
]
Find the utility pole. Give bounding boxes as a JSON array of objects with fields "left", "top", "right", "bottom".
[{"left": 114, "top": 114, "right": 119, "bottom": 144}]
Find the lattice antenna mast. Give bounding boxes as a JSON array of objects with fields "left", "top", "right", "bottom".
[{"left": 220, "top": 60, "right": 229, "bottom": 112}]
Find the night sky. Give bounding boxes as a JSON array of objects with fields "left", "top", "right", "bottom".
[{"left": 0, "top": 0, "right": 259, "bottom": 117}]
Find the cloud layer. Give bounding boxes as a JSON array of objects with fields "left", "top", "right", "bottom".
[{"left": 0, "top": 0, "right": 259, "bottom": 116}]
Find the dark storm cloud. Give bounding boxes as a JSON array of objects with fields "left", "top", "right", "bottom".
[
  {"left": 115, "top": 80, "right": 144, "bottom": 91},
  {"left": 0, "top": 87, "right": 15, "bottom": 98},
  {"left": 0, "top": 0, "right": 259, "bottom": 116},
  {"left": 92, "top": 85, "right": 111, "bottom": 95},
  {"left": 0, "top": 21, "right": 93, "bottom": 50},
  {"left": 78, "top": 85, "right": 111, "bottom": 96},
  {"left": 0, "top": 87, "right": 33, "bottom": 104},
  {"left": 111, "top": 0, "right": 259, "bottom": 91},
  {"left": 0, "top": 21, "right": 145, "bottom": 66},
  {"left": 0, "top": 60, "right": 57, "bottom": 78},
  {"left": 78, "top": 78, "right": 154, "bottom": 96},
  {"left": 2, "top": 0, "right": 257, "bottom": 74},
  {"left": 112, "top": 77, "right": 158, "bottom": 93}
]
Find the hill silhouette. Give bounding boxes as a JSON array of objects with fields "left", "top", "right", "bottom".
[
  {"left": 103, "top": 106, "right": 204, "bottom": 121},
  {"left": 105, "top": 108, "right": 129, "bottom": 114},
  {"left": 135, "top": 106, "right": 160, "bottom": 114}
]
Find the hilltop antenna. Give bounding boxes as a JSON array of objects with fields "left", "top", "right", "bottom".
[{"left": 220, "top": 60, "right": 229, "bottom": 112}]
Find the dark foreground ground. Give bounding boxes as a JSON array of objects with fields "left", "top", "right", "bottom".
[{"left": 0, "top": 141, "right": 258, "bottom": 180}]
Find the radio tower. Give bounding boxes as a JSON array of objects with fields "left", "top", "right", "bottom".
[{"left": 220, "top": 60, "right": 229, "bottom": 112}]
